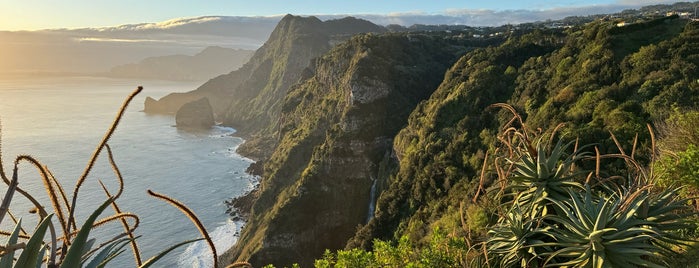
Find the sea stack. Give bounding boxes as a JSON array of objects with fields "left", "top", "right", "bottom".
[{"left": 175, "top": 97, "right": 215, "bottom": 129}]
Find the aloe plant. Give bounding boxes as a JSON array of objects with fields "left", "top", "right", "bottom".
[
  {"left": 543, "top": 188, "right": 664, "bottom": 267},
  {"left": 505, "top": 138, "right": 590, "bottom": 219},
  {"left": 487, "top": 205, "right": 555, "bottom": 267},
  {"left": 485, "top": 104, "right": 697, "bottom": 267}
]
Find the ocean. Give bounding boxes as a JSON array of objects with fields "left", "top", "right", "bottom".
[{"left": 0, "top": 76, "right": 255, "bottom": 267}]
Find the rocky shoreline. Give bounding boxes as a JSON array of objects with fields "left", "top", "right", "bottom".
[{"left": 225, "top": 186, "right": 259, "bottom": 222}]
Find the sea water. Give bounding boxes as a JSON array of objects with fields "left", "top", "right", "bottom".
[{"left": 0, "top": 76, "right": 254, "bottom": 267}]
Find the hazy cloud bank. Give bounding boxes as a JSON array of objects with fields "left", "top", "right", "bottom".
[
  {"left": 330, "top": 2, "right": 679, "bottom": 26},
  {"left": 0, "top": 16, "right": 281, "bottom": 74},
  {"left": 0, "top": 1, "right": 684, "bottom": 75}
]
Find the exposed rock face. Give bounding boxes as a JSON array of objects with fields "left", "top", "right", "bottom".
[
  {"left": 144, "top": 15, "right": 386, "bottom": 152},
  {"left": 349, "top": 75, "right": 391, "bottom": 105},
  {"left": 227, "top": 32, "right": 467, "bottom": 267},
  {"left": 175, "top": 98, "right": 215, "bottom": 129},
  {"left": 144, "top": 93, "right": 203, "bottom": 114}
]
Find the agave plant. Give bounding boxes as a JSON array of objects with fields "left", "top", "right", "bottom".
[
  {"left": 541, "top": 186, "right": 694, "bottom": 267},
  {"left": 504, "top": 137, "right": 590, "bottom": 219},
  {"left": 482, "top": 104, "right": 699, "bottom": 268},
  {"left": 487, "top": 204, "right": 555, "bottom": 267}
]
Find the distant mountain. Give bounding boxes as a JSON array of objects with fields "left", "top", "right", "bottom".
[
  {"left": 144, "top": 15, "right": 387, "bottom": 145},
  {"left": 216, "top": 15, "right": 699, "bottom": 267},
  {"left": 107, "top": 46, "right": 254, "bottom": 81},
  {"left": 135, "top": 2, "right": 699, "bottom": 266},
  {"left": 223, "top": 30, "right": 498, "bottom": 267},
  {"left": 0, "top": 16, "right": 280, "bottom": 75}
]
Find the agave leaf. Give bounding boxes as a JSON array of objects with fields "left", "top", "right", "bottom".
[
  {"left": 80, "top": 238, "right": 97, "bottom": 263},
  {"left": 0, "top": 218, "right": 23, "bottom": 268},
  {"left": 16, "top": 214, "right": 53, "bottom": 268},
  {"left": 591, "top": 200, "right": 613, "bottom": 232},
  {"left": 97, "top": 249, "right": 126, "bottom": 268},
  {"left": 35, "top": 245, "right": 47, "bottom": 268},
  {"left": 601, "top": 227, "right": 649, "bottom": 240},
  {"left": 85, "top": 238, "right": 131, "bottom": 268},
  {"left": 138, "top": 238, "right": 204, "bottom": 268},
  {"left": 60, "top": 198, "right": 113, "bottom": 268},
  {"left": 101, "top": 237, "right": 137, "bottom": 264},
  {"left": 545, "top": 247, "right": 592, "bottom": 267}
]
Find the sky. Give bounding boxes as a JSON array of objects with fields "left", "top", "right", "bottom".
[{"left": 0, "top": 0, "right": 681, "bottom": 31}]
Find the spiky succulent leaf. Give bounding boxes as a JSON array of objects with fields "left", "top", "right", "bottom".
[
  {"left": 60, "top": 198, "right": 113, "bottom": 268},
  {"left": 16, "top": 214, "right": 53, "bottom": 268},
  {"left": 0, "top": 218, "right": 23, "bottom": 268}
]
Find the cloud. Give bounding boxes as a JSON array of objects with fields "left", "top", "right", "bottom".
[
  {"left": 320, "top": 1, "right": 692, "bottom": 26},
  {"left": 105, "top": 16, "right": 225, "bottom": 31},
  {"left": 76, "top": 37, "right": 172, "bottom": 43},
  {"left": 89, "top": 15, "right": 282, "bottom": 36},
  {"left": 615, "top": 0, "right": 678, "bottom": 5},
  {"left": 317, "top": 2, "right": 665, "bottom": 26}
]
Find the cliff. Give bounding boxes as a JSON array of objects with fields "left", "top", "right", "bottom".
[
  {"left": 347, "top": 17, "right": 699, "bottom": 251},
  {"left": 143, "top": 15, "right": 386, "bottom": 153},
  {"left": 175, "top": 98, "right": 215, "bottom": 128},
  {"left": 144, "top": 10, "right": 698, "bottom": 267},
  {"left": 224, "top": 31, "right": 501, "bottom": 267}
]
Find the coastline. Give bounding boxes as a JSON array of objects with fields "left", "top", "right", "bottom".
[{"left": 174, "top": 126, "right": 262, "bottom": 267}]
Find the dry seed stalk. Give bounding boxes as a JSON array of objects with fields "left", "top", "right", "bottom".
[
  {"left": 104, "top": 144, "right": 125, "bottom": 199},
  {"left": 99, "top": 180, "right": 142, "bottom": 265},
  {"left": 45, "top": 168, "right": 75, "bottom": 230},
  {"left": 148, "top": 189, "right": 218, "bottom": 268},
  {"left": 15, "top": 155, "right": 69, "bottom": 240},
  {"left": 68, "top": 86, "right": 142, "bottom": 239},
  {"left": 10, "top": 158, "right": 59, "bottom": 266}
]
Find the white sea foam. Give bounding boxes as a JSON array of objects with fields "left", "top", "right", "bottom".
[
  {"left": 176, "top": 134, "right": 261, "bottom": 267},
  {"left": 209, "top": 125, "right": 237, "bottom": 138},
  {"left": 177, "top": 219, "right": 245, "bottom": 267},
  {"left": 0, "top": 77, "right": 264, "bottom": 267}
]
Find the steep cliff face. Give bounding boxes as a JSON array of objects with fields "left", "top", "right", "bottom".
[
  {"left": 175, "top": 98, "right": 215, "bottom": 129},
  {"left": 343, "top": 32, "right": 563, "bottom": 249},
  {"left": 227, "top": 32, "right": 480, "bottom": 267},
  {"left": 347, "top": 18, "right": 699, "bottom": 251},
  {"left": 144, "top": 15, "right": 386, "bottom": 153}
]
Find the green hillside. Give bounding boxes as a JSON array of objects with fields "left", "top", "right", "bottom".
[{"left": 205, "top": 11, "right": 699, "bottom": 268}]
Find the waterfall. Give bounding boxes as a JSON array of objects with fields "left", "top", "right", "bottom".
[{"left": 366, "top": 177, "right": 378, "bottom": 223}]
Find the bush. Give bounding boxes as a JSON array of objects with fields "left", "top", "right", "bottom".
[{"left": 483, "top": 104, "right": 696, "bottom": 267}]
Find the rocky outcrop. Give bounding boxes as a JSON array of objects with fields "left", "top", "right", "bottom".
[
  {"left": 144, "top": 15, "right": 386, "bottom": 151},
  {"left": 175, "top": 98, "right": 215, "bottom": 129},
  {"left": 144, "top": 93, "right": 203, "bottom": 114},
  {"left": 226, "top": 32, "right": 471, "bottom": 267}
]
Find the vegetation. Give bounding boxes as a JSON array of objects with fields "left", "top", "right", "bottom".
[
  {"left": 332, "top": 16, "right": 699, "bottom": 268},
  {"left": 9, "top": 6, "right": 699, "bottom": 268},
  {"left": 0, "top": 87, "right": 231, "bottom": 267},
  {"left": 351, "top": 16, "right": 699, "bottom": 249},
  {"left": 311, "top": 106, "right": 698, "bottom": 267},
  {"left": 229, "top": 30, "right": 497, "bottom": 267},
  {"left": 218, "top": 12, "right": 699, "bottom": 266}
]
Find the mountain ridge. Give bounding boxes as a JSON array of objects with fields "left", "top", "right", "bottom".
[
  {"left": 107, "top": 46, "right": 254, "bottom": 81},
  {"left": 139, "top": 5, "right": 699, "bottom": 266}
]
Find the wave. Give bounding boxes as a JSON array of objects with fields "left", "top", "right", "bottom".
[
  {"left": 208, "top": 125, "right": 237, "bottom": 138},
  {"left": 177, "top": 219, "right": 244, "bottom": 267},
  {"left": 177, "top": 132, "right": 259, "bottom": 267}
]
